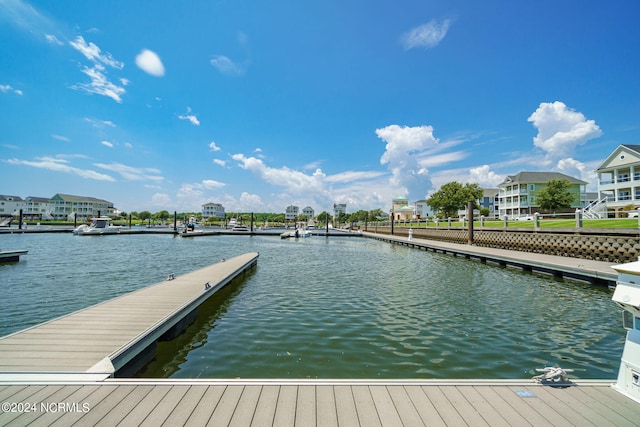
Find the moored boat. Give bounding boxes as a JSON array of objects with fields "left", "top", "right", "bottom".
[{"left": 73, "top": 217, "right": 122, "bottom": 235}]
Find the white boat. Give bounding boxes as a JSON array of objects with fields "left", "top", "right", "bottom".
[
  {"left": 231, "top": 224, "right": 250, "bottom": 232},
  {"left": 73, "top": 217, "right": 122, "bottom": 235}
]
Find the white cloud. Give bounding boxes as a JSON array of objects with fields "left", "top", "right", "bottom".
[
  {"left": 556, "top": 157, "right": 597, "bottom": 190},
  {"left": 209, "top": 140, "right": 221, "bottom": 151},
  {"left": 401, "top": 18, "right": 452, "bottom": 50},
  {"left": 100, "top": 140, "right": 114, "bottom": 148},
  {"left": 210, "top": 55, "right": 245, "bottom": 76},
  {"left": 93, "top": 162, "right": 163, "bottom": 181},
  {"left": 69, "top": 36, "right": 125, "bottom": 102},
  {"left": 72, "top": 63, "right": 126, "bottom": 103},
  {"left": 6, "top": 156, "right": 116, "bottom": 181},
  {"left": 0, "top": 84, "right": 22, "bottom": 95},
  {"left": 179, "top": 107, "right": 200, "bottom": 126},
  {"left": 239, "top": 192, "right": 263, "bottom": 210},
  {"left": 213, "top": 159, "right": 227, "bottom": 167},
  {"left": 44, "top": 33, "right": 63, "bottom": 45},
  {"left": 528, "top": 101, "right": 602, "bottom": 159},
  {"left": 232, "top": 153, "right": 327, "bottom": 195},
  {"left": 135, "top": 49, "right": 165, "bottom": 77},
  {"left": 84, "top": 117, "right": 116, "bottom": 128},
  {"left": 201, "top": 179, "right": 225, "bottom": 189},
  {"left": 376, "top": 124, "right": 441, "bottom": 197},
  {"left": 468, "top": 165, "right": 503, "bottom": 187},
  {"left": 51, "top": 134, "right": 70, "bottom": 142},
  {"left": 69, "top": 36, "right": 123, "bottom": 69}
]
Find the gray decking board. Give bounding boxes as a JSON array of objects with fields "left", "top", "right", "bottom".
[
  {"left": 0, "top": 253, "right": 258, "bottom": 375},
  {"left": 1, "top": 381, "right": 638, "bottom": 426}
]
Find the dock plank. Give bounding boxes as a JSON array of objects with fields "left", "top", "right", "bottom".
[
  {"left": 351, "top": 385, "right": 382, "bottom": 427},
  {"left": 251, "top": 385, "right": 279, "bottom": 427},
  {"left": 229, "top": 385, "right": 262, "bottom": 427},
  {"left": 184, "top": 385, "right": 226, "bottom": 427},
  {"left": 272, "top": 385, "right": 297, "bottom": 427},
  {"left": 294, "top": 385, "right": 315, "bottom": 427},
  {"left": 315, "top": 385, "right": 338, "bottom": 427},
  {"left": 334, "top": 385, "right": 359, "bottom": 426},
  {"left": 403, "top": 385, "right": 447, "bottom": 427}
]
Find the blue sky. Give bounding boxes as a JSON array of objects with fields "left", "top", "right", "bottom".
[{"left": 1, "top": 0, "right": 639, "bottom": 214}]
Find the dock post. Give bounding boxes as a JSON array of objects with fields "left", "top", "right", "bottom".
[
  {"left": 467, "top": 201, "right": 474, "bottom": 245},
  {"left": 18, "top": 209, "right": 23, "bottom": 230},
  {"left": 251, "top": 212, "right": 254, "bottom": 232}
]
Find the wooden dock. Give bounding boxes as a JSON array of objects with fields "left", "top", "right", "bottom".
[
  {"left": 0, "top": 252, "right": 259, "bottom": 379},
  {"left": 1, "top": 379, "right": 639, "bottom": 426},
  {"left": 365, "top": 232, "right": 618, "bottom": 286}
]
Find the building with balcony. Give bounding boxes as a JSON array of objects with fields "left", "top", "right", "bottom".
[
  {"left": 50, "top": 193, "right": 116, "bottom": 220},
  {"left": 285, "top": 205, "right": 299, "bottom": 221},
  {"left": 202, "top": 202, "right": 225, "bottom": 220},
  {"left": 301, "top": 206, "right": 315, "bottom": 219},
  {"left": 497, "top": 172, "right": 587, "bottom": 219},
  {"left": 0, "top": 195, "right": 24, "bottom": 217},
  {"left": 333, "top": 203, "right": 347, "bottom": 220},
  {"left": 596, "top": 144, "right": 640, "bottom": 216}
]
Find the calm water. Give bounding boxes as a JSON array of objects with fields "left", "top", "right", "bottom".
[{"left": 0, "top": 232, "right": 624, "bottom": 379}]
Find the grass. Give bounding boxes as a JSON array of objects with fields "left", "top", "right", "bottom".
[{"left": 384, "top": 218, "right": 640, "bottom": 230}]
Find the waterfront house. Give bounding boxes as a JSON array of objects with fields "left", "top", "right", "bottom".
[
  {"left": 497, "top": 172, "right": 587, "bottom": 219},
  {"left": 333, "top": 203, "right": 346, "bottom": 220},
  {"left": 414, "top": 199, "right": 436, "bottom": 219},
  {"left": 390, "top": 196, "right": 413, "bottom": 221},
  {"left": 0, "top": 195, "right": 24, "bottom": 217},
  {"left": 50, "top": 193, "right": 116, "bottom": 220},
  {"left": 596, "top": 144, "right": 640, "bottom": 216},
  {"left": 302, "top": 206, "right": 315, "bottom": 220},
  {"left": 285, "top": 205, "right": 299, "bottom": 221},
  {"left": 202, "top": 202, "right": 225, "bottom": 220}
]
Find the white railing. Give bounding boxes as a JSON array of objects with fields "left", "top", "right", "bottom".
[{"left": 582, "top": 197, "right": 608, "bottom": 219}]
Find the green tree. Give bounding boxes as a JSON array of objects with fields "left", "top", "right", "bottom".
[
  {"left": 138, "top": 211, "right": 152, "bottom": 221},
  {"left": 427, "top": 182, "right": 484, "bottom": 218},
  {"left": 155, "top": 210, "right": 170, "bottom": 221},
  {"left": 316, "top": 211, "right": 331, "bottom": 224},
  {"left": 369, "top": 208, "right": 385, "bottom": 219},
  {"left": 537, "top": 179, "right": 574, "bottom": 213}
]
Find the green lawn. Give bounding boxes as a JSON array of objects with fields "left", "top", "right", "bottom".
[{"left": 386, "top": 218, "right": 640, "bottom": 229}]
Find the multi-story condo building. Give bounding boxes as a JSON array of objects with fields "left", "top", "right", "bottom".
[
  {"left": 22, "top": 196, "right": 53, "bottom": 219},
  {"left": 202, "top": 202, "right": 225, "bottom": 220},
  {"left": 285, "top": 205, "right": 299, "bottom": 221},
  {"left": 50, "top": 193, "right": 115, "bottom": 220},
  {"left": 414, "top": 199, "right": 435, "bottom": 219},
  {"left": 596, "top": 144, "right": 640, "bottom": 216},
  {"left": 498, "top": 171, "right": 587, "bottom": 219}
]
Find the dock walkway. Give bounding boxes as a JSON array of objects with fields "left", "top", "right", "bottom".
[
  {"left": 364, "top": 232, "right": 618, "bottom": 286},
  {"left": 1, "top": 379, "right": 639, "bottom": 426},
  {"left": 0, "top": 252, "right": 259, "bottom": 378}
]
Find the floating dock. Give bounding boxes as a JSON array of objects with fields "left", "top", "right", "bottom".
[
  {"left": 0, "top": 250, "right": 28, "bottom": 263},
  {"left": 365, "top": 232, "right": 617, "bottom": 286},
  {"left": 0, "top": 252, "right": 259, "bottom": 379}
]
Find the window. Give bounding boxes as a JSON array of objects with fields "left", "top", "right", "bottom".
[{"left": 529, "top": 184, "right": 535, "bottom": 191}]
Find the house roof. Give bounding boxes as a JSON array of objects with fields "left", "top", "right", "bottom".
[
  {"left": 499, "top": 171, "right": 587, "bottom": 186},
  {"left": 51, "top": 193, "right": 113, "bottom": 204},
  {"left": 596, "top": 144, "right": 640, "bottom": 171}
]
